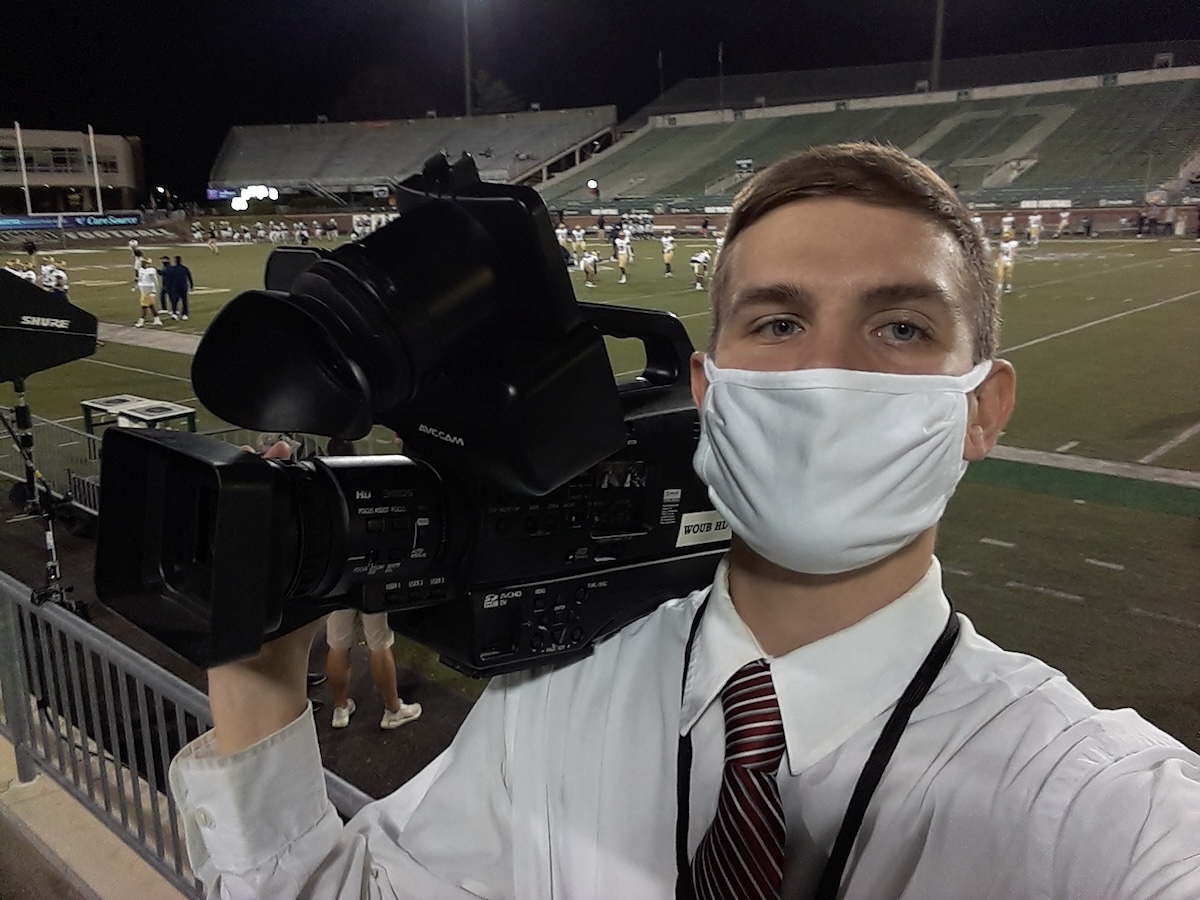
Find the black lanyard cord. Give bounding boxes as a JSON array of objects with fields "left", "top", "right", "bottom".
[{"left": 674, "top": 600, "right": 960, "bottom": 900}]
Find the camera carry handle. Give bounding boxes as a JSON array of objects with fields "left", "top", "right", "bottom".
[{"left": 577, "top": 302, "right": 696, "bottom": 390}]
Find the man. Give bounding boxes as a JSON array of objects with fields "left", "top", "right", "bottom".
[
  {"left": 133, "top": 257, "right": 162, "bottom": 327},
  {"left": 170, "top": 143, "right": 1199, "bottom": 899},
  {"left": 166, "top": 254, "right": 194, "bottom": 320},
  {"left": 661, "top": 232, "right": 675, "bottom": 277},
  {"left": 691, "top": 247, "right": 712, "bottom": 290},
  {"left": 999, "top": 212, "right": 1015, "bottom": 240},
  {"left": 1055, "top": 208, "right": 1071, "bottom": 238},
  {"left": 996, "top": 236, "right": 1019, "bottom": 294},
  {"left": 1027, "top": 212, "right": 1042, "bottom": 247},
  {"left": 615, "top": 230, "right": 633, "bottom": 284},
  {"left": 579, "top": 249, "right": 599, "bottom": 288},
  {"left": 159, "top": 255, "right": 174, "bottom": 314},
  {"left": 968, "top": 212, "right": 990, "bottom": 252}
]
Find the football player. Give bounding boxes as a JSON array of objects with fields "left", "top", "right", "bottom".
[
  {"left": 615, "top": 231, "right": 633, "bottom": 284},
  {"left": 690, "top": 248, "right": 711, "bottom": 291},
  {"left": 661, "top": 233, "right": 675, "bottom": 277},
  {"left": 995, "top": 238, "right": 1019, "bottom": 294},
  {"left": 579, "top": 250, "right": 599, "bottom": 288}
]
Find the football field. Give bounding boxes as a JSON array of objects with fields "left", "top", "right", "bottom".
[{"left": 4, "top": 234, "right": 1199, "bottom": 746}]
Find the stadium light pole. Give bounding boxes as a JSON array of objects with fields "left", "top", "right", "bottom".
[
  {"left": 930, "top": 0, "right": 946, "bottom": 92},
  {"left": 462, "top": 0, "right": 472, "bottom": 117}
]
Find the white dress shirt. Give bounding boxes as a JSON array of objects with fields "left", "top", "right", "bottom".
[{"left": 170, "top": 558, "right": 1200, "bottom": 899}]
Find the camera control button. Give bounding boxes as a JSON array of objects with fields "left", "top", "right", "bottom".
[{"left": 366, "top": 517, "right": 385, "bottom": 533}]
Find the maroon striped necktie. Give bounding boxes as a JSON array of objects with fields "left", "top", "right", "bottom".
[{"left": 690, "top": 659, "right": 786, "bottom": 900}]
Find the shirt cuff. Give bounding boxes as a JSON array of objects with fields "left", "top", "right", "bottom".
[{"left": 169, "top": 702, "right": 334, "bottom": 875}]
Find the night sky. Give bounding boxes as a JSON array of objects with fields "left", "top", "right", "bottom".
[{"left": 6, "top": 0, "right": 1199, "bottom": 199}]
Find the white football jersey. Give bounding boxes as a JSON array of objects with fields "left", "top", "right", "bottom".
[
  {"left": 661, "top": 235, "right": 675, "bottom": 253},
  {"left": 999, "top": 239, "right": 1019, "bottom": 263},
  {"left": 616, "top": 237, "right": 632, "bottom": 257}
]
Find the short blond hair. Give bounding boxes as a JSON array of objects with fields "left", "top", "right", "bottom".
[{"left": 709, "top": 142, "right": 999, "bottom": 362}]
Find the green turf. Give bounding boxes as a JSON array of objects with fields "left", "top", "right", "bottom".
[{"left": 5, "top": 233, "right": 1199, "bottom": 747}]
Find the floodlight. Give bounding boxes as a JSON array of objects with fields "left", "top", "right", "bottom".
[
  {"left": 231, "top": 196, "right": 249, "bottom": 211},
  {"left": 586, "top": 179, "right": 598, "bottom": 190}
]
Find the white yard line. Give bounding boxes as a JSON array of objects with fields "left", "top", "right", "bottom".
[
  {"left": 1005, "top": 581, "right": 1084, "bottom": 602},
  {"left": 1055, "top": 440, "right": 1079, "bottom": 453},
  {"left": 1127, "top": 608, "right": 1200, "bottom": 631},
  {"left": 1000, "top": 289, "right": 1200, "bottom": 354},
  {"left": 979, "top": 537, "right": 1015, "bottom": 548},
  {"left": 989, "top": 444, "right": 1200, "bottom": 489},
  {"left": 942, "top": 565, "right": 974, "bottom": 577},
  {"left": 82, "top": 358, "right": 192, "bottom": 382},
  {"left": 1139, "top": 420, "right": 1200, "bottom": 465},
  {"left": 1085, "top": 558, "right": 1125, "bottom": 571},
  {"left": 1019, "top": 255, "right": 1176, "bottom": 290}
]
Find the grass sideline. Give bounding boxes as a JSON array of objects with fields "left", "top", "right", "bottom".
[{"left": 3, "top": 233, "right": 1198, "bottom": 747}]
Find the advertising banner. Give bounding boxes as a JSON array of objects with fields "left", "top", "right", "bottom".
[{"left": 0, "top": 213, "right": 143, "bottom": 232}]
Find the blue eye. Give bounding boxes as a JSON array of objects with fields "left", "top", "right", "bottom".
[
  {"left": 882, "top": 321, "right": 927, "bottom": 343},
  {"left": 761, "top": 318, "right": 799, "bottom": 338}
]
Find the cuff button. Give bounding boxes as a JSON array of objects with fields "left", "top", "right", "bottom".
[{"left": 195, "top": 807, "right": 214, "bottom": 828}]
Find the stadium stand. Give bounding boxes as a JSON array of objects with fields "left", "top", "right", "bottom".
[
  {"left": 539, "top": 70, "right": 1200, "bottom": 207},
  {"left": 209, "top": 106, "right": 616, "bottom": 194},
  {"left": 636, "top": 40, "right": 1200, "bottom": 123}
]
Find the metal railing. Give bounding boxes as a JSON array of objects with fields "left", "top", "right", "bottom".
[
  {"left": 0, "top": 410, "right": 101, "bottom": 505},
  {"left": 0, "top": 570, "right": 372, "bottom": 897}
]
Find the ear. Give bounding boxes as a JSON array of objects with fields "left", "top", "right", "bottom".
[
  {"left": 963, "top": 359, "right": 1015, "bottom": 461},
  {"left": 689, "top": 351, "right": 709, "bottom": 410}
]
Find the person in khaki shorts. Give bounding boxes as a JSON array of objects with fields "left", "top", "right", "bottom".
[{"left": 324, "top": 609, "right": 422, "bottom": 730}]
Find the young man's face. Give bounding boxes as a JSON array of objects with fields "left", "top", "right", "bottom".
[
  {"left": 692, "top": 196, "right": 1014, "bottom": 461},
  {"left": 707, "top": 197, "right": 976, "bottom": 376}
]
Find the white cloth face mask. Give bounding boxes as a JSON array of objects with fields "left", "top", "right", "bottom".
[{"left": 693, "top": 356, "right": 993, "bottom": 575}]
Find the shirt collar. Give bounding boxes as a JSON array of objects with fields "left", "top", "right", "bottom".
[{"left": 680, "top": 556, "right": 951, "bottom": 776}]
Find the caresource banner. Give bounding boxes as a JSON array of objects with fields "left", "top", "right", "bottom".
[{"left": 0, "top": 213, "right": 143, "bottom": 232}]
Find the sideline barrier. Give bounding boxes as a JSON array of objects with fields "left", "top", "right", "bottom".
[{"left": 0, "top": 570, "right": 372, "bottom": 896}]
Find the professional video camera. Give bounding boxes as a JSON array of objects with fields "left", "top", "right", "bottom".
[{"left": 96, "top": 153, "right": 729, "bottom": 675}]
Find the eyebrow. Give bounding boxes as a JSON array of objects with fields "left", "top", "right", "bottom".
[{"left": 730, "top": 281, "right": 960, "bottom": 317}]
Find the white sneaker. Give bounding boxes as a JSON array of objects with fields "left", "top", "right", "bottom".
[
  {"left": 152, "top": 317, "right": 163, "bottom": 325},
  {"left": 181, "top": 314, "right": 189, "bottom": 320},
  {"left": 134, "top": 319, "right": 144, "bottom": 328},
  {"left": 171, "top": 312, "right": 179, "bottom": 320},
  {"left": 584, "top": 282, "right": 595, "bottom": 288},
  {"left": 695, "top": 283, "right": 704, "bottom": 291},
  {"left": 618, "top": 276, "right": 627, "bottom": 284},
  {"left": 331, "top": 699, "right": 356, "bottom": 728},
  {"left": 380, "top": 701, "right": 422, "bottom": 730}
]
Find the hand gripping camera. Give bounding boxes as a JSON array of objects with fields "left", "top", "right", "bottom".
[{"left": 95, "top": 154, "right": 730, "bottom": 674}]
